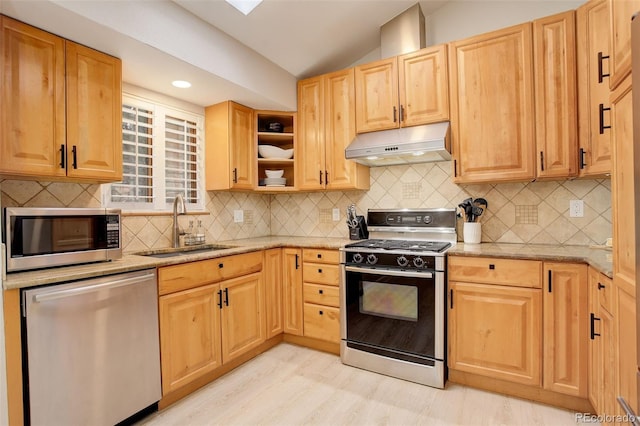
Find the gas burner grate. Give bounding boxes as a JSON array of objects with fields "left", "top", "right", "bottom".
[{"left": 345, "top": 239, "right": 451, "bottom": 253}]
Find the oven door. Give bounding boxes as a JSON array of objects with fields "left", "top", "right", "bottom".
[{"left": 341, "top": 265, "right": 444, "bottom": 365}]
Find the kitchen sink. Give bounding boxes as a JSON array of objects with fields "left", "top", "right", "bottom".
[{"left": 135, "top": 244, "right": 233, "bottom": 258}]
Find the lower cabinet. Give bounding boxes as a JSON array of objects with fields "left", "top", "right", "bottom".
[
  {"left": 449, "top": 255, "right": 590, "bottom": 409},
  {"left": 264, "top": 248, "right": 284, "bottom": 338},
  {"left": 158, "top": 251, "right": 264, "bottom": 396},
  {"left": 302, "top": 249, "right": 340, "bottom": 343},
  {"left": 283, "top": 247, "right": 304, "bottom": 335}
]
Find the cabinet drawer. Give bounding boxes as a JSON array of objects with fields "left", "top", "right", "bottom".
[
  {"left": 303, "top": 263, "right": 340, "bottom": 286},
  {"left": 302, "top": 249, "right": 339, "bottom": 264},
  {"left": 449, "top": 256, "right": 542, "bottom": 288},
  {"left": 303, "top": 283, "right": 340, "bottom": 307},
  {"left": 158, "top": 251, "right": 263, "bottom": 296},
  {"left": 303, "top": 303, "right": 340, "bottom": 343},
  {"left": 598, "top": 273, "right": 614, "bottom": 314}
]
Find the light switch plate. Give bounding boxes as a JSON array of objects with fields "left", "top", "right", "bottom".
[
  {"left": 569, "top": 200, "right": 584, "bottom": 218},
  {"left": 332, "top": 208, "right": 340, "bottom": 221},
  {"left": 234, "top": 210, "right": 244, "bottom": 223}
]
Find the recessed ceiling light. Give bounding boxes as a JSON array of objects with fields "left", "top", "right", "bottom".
[
  {"left": 225, "top": 0, "right": 262, "bottom": 15},
  {"left": 172, "top": 80, "right": 192, "bottom": 89}
]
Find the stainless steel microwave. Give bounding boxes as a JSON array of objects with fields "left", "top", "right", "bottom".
[{"left": 3, "top": 207, "right": 122, "bottom": 272}]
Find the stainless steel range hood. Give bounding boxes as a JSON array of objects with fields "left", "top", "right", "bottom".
[{"left": 345, "top": 122, "right": 451, "bottom": 167}]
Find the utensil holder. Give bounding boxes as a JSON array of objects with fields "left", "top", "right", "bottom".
[
  {"left": 463, "top": 222, "right": 481, "bottom": 244},
  {"left": 349, "top": 216, "right": 369, "bottom": 240}
]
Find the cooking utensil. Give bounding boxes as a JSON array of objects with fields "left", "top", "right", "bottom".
[{"left": 346, "top": 204, "right": 358, "bottom": 228}]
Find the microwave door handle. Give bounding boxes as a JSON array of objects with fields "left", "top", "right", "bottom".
[
  {"left": 32, "top": 273, "right": 156, "bottom": 303},
  {"left": 344, "top": 265, "right": 433, "bottom": 279}
]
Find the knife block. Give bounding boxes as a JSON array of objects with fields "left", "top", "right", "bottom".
[{"left": 349, "top": 216, "right": 369, "bottom": 240}]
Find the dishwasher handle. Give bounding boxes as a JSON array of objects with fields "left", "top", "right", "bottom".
[{"left": 32, "top": 273, "right": 156, "bottom": 303}]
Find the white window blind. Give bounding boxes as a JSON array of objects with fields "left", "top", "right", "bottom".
[{"left": 105, "top": 95, "right": 204, "bottom": 211}]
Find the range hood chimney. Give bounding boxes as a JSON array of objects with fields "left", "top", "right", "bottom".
[{"left": 346, "top": 4, "right": 451, "bottom": 167}]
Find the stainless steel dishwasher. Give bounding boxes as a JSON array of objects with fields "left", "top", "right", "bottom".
[{"left": 22, "top": 269, "right": 161, "bottom": 426}]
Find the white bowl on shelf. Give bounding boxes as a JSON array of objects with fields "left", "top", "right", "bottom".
[
  {"left": 258, "top": 145, "right": 293, "bottom": 159},
  {"left": 265, "top": 169, "right": 284, "bottom": 178}
]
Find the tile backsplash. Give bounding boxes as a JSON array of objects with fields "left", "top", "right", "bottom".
[{"left": 1, "top": 162, "right": 612, "bottom": 250}]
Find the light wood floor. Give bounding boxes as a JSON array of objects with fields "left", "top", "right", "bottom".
[{"left": 138, "top": 343, "right": 586, "bottom": 426}]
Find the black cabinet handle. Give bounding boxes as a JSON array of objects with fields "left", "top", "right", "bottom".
[
  {"left": 548, "top": 270, "right": 552, "bottom": 293},
  {"left": 319, "top": 289, "right": 324, "bottom": 295},
  {"left": 540, "top": 151, "right": 544, "bottom": 171},
  {"left": 597, "top": 52, "right": 610, "bottom": 83},
  {"left": 450, "top": 289, "right": 454, "bottom": 309},
  {"left": 590, "top": 312, "right": 601, "bottom": 339},
  {"left": 59, "top": 145, "right": 65, "bottom": 168},
  {"left": 325, "top": 171, "right": 329, "bottom": 185},
  {"left": 393, "top": 106, "right": 397, "bottom": 123},
  {"left": 489, "top": 264, "right": 495, "bottom": 270},
  {"left": 233, "top": 168, "right": 238, "bottom": 183},
  {"left": 579, "top": 148, "right": 586, "bottom": 169},
  {"left": 400, "top": 105, "right": 405, "bottom": 122},
  {"left": 453, "top": 159, "right": 458, "bottom": 178},
  {"left": 318, "top": 268, "right": 323, "bottom": 273},
  {"left": 319, "top": 310, "right": 323, "bottom": 315},
  {"left": 217, "top": 289, "right": 223, "bottom": 309},
  {"left": 219, "top": 263, "right": 224, "bottom": 269},
  {"left": 599, "top": 103, "right": 611, "bottom": 134},
  {"left": 598, "top": 282, "right": 606, "bottom": 290},
  {"left": 317, "top": 253, "right": 322, "bottom": 259},
  {"left": 224, "top": 288, "right": 229, "bottom": 306},
  {"left": 295, "top": 254, "right": 299, "bottom": 269},
  {"left": 72, "top": 145, "right": 78, "bottom": 169},
  {"left": 319, "top": 170, "right": 323, "bottom": 185}
]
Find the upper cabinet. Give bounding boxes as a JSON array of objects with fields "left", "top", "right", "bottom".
[
  {"left": 297, "top": 69, "right": 369, "bottom": 191},
  {"left": 205, "top": 101, "right": 255, "bottom": 191},
  {"left": 256, "top": 111, "right": 296, "bottom": 191},
  {"left": 608, "top": 0, "right": 640, "bottom": 90},
  {"left": 354, "top": 45, "right": 449, "bottom": 133},
  {"left": 0, "top": 16, "right": 122, "bottom": 182},
  {"left": 533, "top": 11, "right": 578, "bottom": 179},
  {"left": 577, "top": 0, "right": 612, "bottom": 176},
  {"left": 449, "top": 23, "right": 536, "bottom": 183}
]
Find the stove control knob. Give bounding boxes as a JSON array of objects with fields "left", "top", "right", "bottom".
[
  {"left": 397, "top": 256, "right": 409, "bottom": 267},
  {"left": 352, "top": 253, "right": 364, "bottom": 264},
  {"left": 366, "top": 254, "right": 378, "bottom": 265},
  {"left": 413, "top": 257, "right": 425, "bottom": 268},
  {"left": 423, "top": 215, "right": 432, "bottom": 224}
]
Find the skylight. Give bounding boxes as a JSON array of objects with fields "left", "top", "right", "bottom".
[{"left": 225, "top": 0, "right": 263, "bottom": 15}]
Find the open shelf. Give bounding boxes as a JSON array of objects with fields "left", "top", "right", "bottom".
[{"left": 256, "top": 110, "right": 296, "bottom": 191}]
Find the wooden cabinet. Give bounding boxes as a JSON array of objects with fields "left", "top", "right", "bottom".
[
  {"left": 283, "top": 247, "right": 303, "bottom": 335},
  {"left": 587, "top": 267, "right": 602, "bottom": 412},
  {"left": 159, "top": 283, "right": 222, "bottom": 395},
  {"left": 354, "top": 45, "right": 448, "bottom": 133},
  {"left": 264, "top": 248, "right": 284, "bottom": 338},
  {"left": 256, "top": 111, "right": 296, "bottom": 190},
  {"left": 302, "top": 248, "right": 340, "bottom": 343},
  {"left": 608, "top": 0, "right": 640, "bottom": 89},
  {"left": 205, "top": 101, "right": 255, "bottom": 190},
  {"left": 577, "top": 0, "right": 612, "bottom": 176},
  {"left": 543, "top": 262, "right": 588, "bottom": 397},
  {"left": 615, "top": 284, "right": 638, "bottom": 418},
  {"left": 297, "top": 69, "right": 369, "bottom": 191},
  {"left": 533, "top": 11, "right": 579, "bottom": 179},
  {"left": 449, "top": 23, "right": 535, "bottom": 183},
  {"left": 158, "top": 251, "right": 264, "bottom": 396},
  {"left": 0, "top": 16, "right": 122, "bottom": 182}
]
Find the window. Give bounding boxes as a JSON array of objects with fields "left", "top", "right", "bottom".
[{"left": 105, "top": 95, "right": 204, "bottom": 211}]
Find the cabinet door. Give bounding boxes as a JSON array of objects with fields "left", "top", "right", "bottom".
[
  {"left": 229, "top": 102, "right": 255, "bottom": 189},
  {"left": 325, "top": 68, "right": 369, "bottom": 190},
  {"left": 616, "top": 285, "right": 638, "bottom": 417},
  {"left": 543, "top": 263, "right": 588, "bottom": 397},
  {"left": 449, "top": 23, "right": 535, "bottom": 183},
  {"left": 398, "top": 45, "right": 449, "bottom": 127},
  {"left": 577, "top": 0, "right": 612, "bottom": 176},
  {"left": 0, "top": 17, "right": 66, "bottom": 178},
  {"left": 296, "top": 76, "right": 325, "bottom": 190},
  {"left": 221, "top": 272, "right": 265, "bottom": 363},
  {"left": 283, "top": 248, "right": 303, "bottom": 335},
  {"left": 609, "top": 0, "right": 640, "bottom": 89},
  {"left": 600, "top": 306, "right": 617, "bottom": 422},
  {"left": 159, "top": 283, "right": 222, "bottom": 395},
  {"left": 355, "top": 57, "right": 398, "bottom": 133},
  {"left": 264, "top": 248, "right": 284, "bottom": 339},
  {"left": 66, "top": 41, "right": 122, "bottom": 181},
  {"left": 449, "top": 282, "right": 542, "bottom": 386},
  {"left": 587, "top": 267, "right": 602, "bottom": 412},
  {"left": 534, "top": 11, "right": 578, "bottom": 179}
]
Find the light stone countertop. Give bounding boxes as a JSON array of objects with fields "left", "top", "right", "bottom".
[{"left": 3, "top": 238, "right": 612, "bottom": 290}]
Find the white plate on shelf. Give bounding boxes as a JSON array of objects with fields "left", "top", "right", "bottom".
[{"left": 266, "top": 184, "right": 285, "bottom": 187}]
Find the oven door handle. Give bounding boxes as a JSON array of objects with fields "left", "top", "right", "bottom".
[{"left": 344, "top": 265, "right": 433, "bottom": 279}]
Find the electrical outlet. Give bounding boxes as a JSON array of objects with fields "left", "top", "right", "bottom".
[
  {"left": 569, "top": 200, "right": 584, "bottom": 218},
  {"left": 332, "top": 208, "right": 340, "bottom": 221},
  {"left": 234, "top": 210, "right": 244, "bottom": 223}
]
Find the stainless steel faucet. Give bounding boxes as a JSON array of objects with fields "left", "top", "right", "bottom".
[{"left": 172, "top": 194, "right": 187, "bottom": 248}]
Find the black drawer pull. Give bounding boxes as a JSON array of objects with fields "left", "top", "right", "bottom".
[
  {"left": 219, "top": 263, "right": 224, "bottom": 269},
  {"left": 598, "top": 282, "right": 606, "bottom": 290},
  {"left": 319, "top": 310, "right": 323, "bottom": 315},
  {"left": 489, "top": 264, "right": 495, "bottom": 270},
  {"left": 319, "top": 289, "right": 324, "bottom": 295},
  {"left": 579, "top": 148, "right": 586, "bottom": 169},
  {"left": 318, "top": 268, "right": 322, "bottom": 273},
  {"left": 317, "top": 253, "right": 322, "bottom": 259}
]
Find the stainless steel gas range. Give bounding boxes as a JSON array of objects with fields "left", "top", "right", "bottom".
[{"left": 339, "top": 208, "right": 457, "bottom": 389}]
